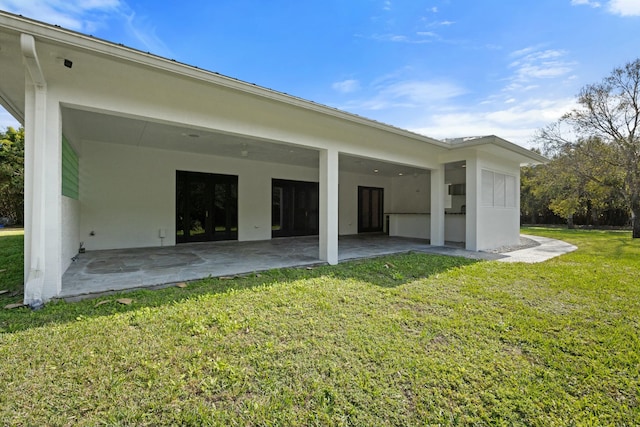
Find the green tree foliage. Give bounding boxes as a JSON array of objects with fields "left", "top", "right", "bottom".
[
  {"left": 520, "top": 150, "right": 554, "bottom": 225},
  {"left": 0, "top": 127, "right": 24, "bottom": 225},
  {"left": 523, "top": 138, "right": 626, "bottom": 227},
  {"left": 539, "top": 58, "right": 640, "bottom": 237}
]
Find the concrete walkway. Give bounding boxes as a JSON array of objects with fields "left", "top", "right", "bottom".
[
  {"left": 495, "top": 234, "right": 577, "bottom": 263},
  {"left": 60, "top": 234, "right": 576, "bottom": 299}
]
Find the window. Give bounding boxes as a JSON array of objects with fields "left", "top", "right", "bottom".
[
  {"left": 62, "top": 136, "right": 79, "bottom": 199},
  {"left": 481, "top": 169, "right": 516, "bottom": 208},
  {"left": 505, "top": 175, "right": 516, "bottom": 208},
  {"left": 481, "top": 170, "right": 494, "bottom": 206}
]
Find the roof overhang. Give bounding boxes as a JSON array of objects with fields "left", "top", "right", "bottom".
[{"left": 448, "top": 135, "right": 547, "bottom": 166}]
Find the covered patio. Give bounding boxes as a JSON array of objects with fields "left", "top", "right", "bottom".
[
  {"left": 0, "top": 12, "right": 546, "bottom": 305},
  {"left": 60, "top": 235, "right": 502, "bottom": 298}
]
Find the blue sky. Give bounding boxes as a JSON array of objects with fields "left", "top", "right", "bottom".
[{"left": 1, "top": 0, "right": 639, "bottom": 148}]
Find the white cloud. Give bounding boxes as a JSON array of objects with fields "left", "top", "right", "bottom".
[
  {"left": 572, "top": 0, "right": 640, "bottom": 15},
  {"left": 370, "top": 33, "right": 434, "bottom": 44},
  {"left": 0, "top": 0, "right": 172, "bottom": 56},
  {"left": 122, "top": 12, "right": 171, "bottom": 56},
  {"left": 413, "top": 47, "right": 578, "bottom": 147},
  {"left": 421, "top": 18, "right": 455, "bottom": 28},
  {"left": 571, "top": 0, "right": 602, "bottom": 8},
  {"left": 337, "top": 76, "right": 466, "bottom": 112},
  {"left": 509, "top": 47, "right": 575, "bottom": 83},
  {"left": 608, "top": 0, "right": 640, "bottom": 16},
  {"left": 416, "top": 31, "right": 437, "bottom": 37},
  {"left": 380, "top": 80, "right": 466, "bottom": 105},
  {"left": 408, "top": 97, "right": 577, "bottom": 148},
  {"left": 332, "top": 79, "right": 361, "bottom": 94},
  {"left": 0, "top": 0, "right": 121, "bottom": 32}
]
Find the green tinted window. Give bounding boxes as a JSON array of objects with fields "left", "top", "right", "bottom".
[{"left": 62, "top": 136, "right": 79, "bottom": 199}]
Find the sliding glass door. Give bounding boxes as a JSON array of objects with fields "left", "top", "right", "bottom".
[
  {"left": 272, "top": 179, "right": 319, "bottom": 237},
  {"left": 358, "top": 186, "right": 384, "bottom": 233},
  {"left": 176, "top": 171, "right": 238, "bottom": 243}
]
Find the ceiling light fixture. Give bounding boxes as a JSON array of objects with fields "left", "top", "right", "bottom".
[{"left": 373, "top": 169, "right": 379, "bottom": 173}]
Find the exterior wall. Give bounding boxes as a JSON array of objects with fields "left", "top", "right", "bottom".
[
  {"left": 387, "top": 173, "right": 431, "bottom": 239},
  {"left": 388, "top": 214, "right": 430, "bottom": 239},
  {"left": 444, "top": 166, "right": 466, "bottom": 243},
  {"left": 476, "top": 154, "right": 521, "bottom": 250},
  {"left": 79, "top": 141, "right": 318, "bottom": 250},
  {"left": 338, "top": 171, "right": 391, "bottom": 235},
  {"left": 390, "top": 174, "right": 430, "bottom": 213},
  {"left": 61, "top": 196, "right": 80, "bottom": 272}
]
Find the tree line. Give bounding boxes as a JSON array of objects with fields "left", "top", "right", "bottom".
[{"left": 521, "top": 140, "right": 629, "bottom": 228}]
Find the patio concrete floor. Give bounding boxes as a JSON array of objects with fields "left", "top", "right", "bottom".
[{"left": 60, "top": 234, "right": 504, "bottom": 299}]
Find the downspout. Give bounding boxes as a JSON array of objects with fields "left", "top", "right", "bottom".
[{"left": 21, "top": 33, "right": 47, "bottom": 309}]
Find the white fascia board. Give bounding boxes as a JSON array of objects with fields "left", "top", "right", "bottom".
[
  {"left": 448, "top": 135, "right": 548, "bottom": 165},
  {"left": 0, "top": 11, "right": 449, "bottom": 150}
]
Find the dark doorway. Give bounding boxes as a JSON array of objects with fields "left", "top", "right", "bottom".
[
  {"left": 176, "top": 171, "right": 238, "bottom": 243},
  {"left": 358, "top": 186, "right": 384, "bottom": 233},
  {"left": 272, "top": 179, "right": 319, "bottom": 237}
]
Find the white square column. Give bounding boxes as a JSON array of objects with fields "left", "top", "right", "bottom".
[
  {"left": 319, "top": 148, "right": 339, "bottom": 265},
  {"left": 430, "top": 166, "right": 445, "bottom": 246},
  {"left": 465, "top": 157, "right": 479, "bottom": 251},
  {"left": 22, "top": 34, "right": 63, "bottom": 305}
]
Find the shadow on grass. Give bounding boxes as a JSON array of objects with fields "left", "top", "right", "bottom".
[{"left": 0, "top": 252, "right": 480, "bottom": 334}]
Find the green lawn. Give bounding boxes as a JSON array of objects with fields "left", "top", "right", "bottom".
[
  {"left": 0, "top": 228, "right": 638, "bottom": 426},
  {"left": 0, "top": 228, "right": 23, "bottom": 298}
]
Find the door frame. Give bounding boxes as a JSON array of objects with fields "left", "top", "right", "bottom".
[
  {"left": 358, "top": 186, "right": 384, "bottom": 233},
  {"left": 176, "top": 170, "right": 238, "bottom": 243},
  {"left": 272, "top": 179, "right": 319, "bottom": 237}
]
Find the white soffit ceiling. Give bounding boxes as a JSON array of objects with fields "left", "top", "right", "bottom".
[
  {"left": 61, "top": 107, "right": 320, "bottom": 168},
  {"left": 61, "top": 107, "right": 431, "bottom": 177}
]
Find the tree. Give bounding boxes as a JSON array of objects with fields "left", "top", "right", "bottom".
[
  {"left": 520, "top": 149, "right": 556, "bottom": 225},
  {"left": 0, "top": 126, "right": 24, "bottom": 225},
  {"left": 540, "top": 58, "right": 640, "bottom": 238}
]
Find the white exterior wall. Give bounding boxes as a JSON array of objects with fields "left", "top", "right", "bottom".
[
  {"left": 79, "top": 141, "right": 318, "bottom": 250},
  {"left": 387, "top": 173, "right": 431, "bottom": 239},
  {"left": 391, "top": 174, "right": 430, "bottom": 213},
  {"left": 476, "top": 154, "right": 521, "bottom": 250},
  {"left": 61, "top": 196, "right": 80, "bottom": 272}
]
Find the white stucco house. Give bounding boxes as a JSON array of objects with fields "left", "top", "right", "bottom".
[{"left": 0, "top": 11, "right": 545, "bottom": 305}]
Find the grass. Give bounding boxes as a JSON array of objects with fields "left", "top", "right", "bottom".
[
  {"left": 0, "top": 228, "right": 639, "bottom": 426},
  {"left": 0, "top": 228, "right": 23, "bottom": 298}
]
